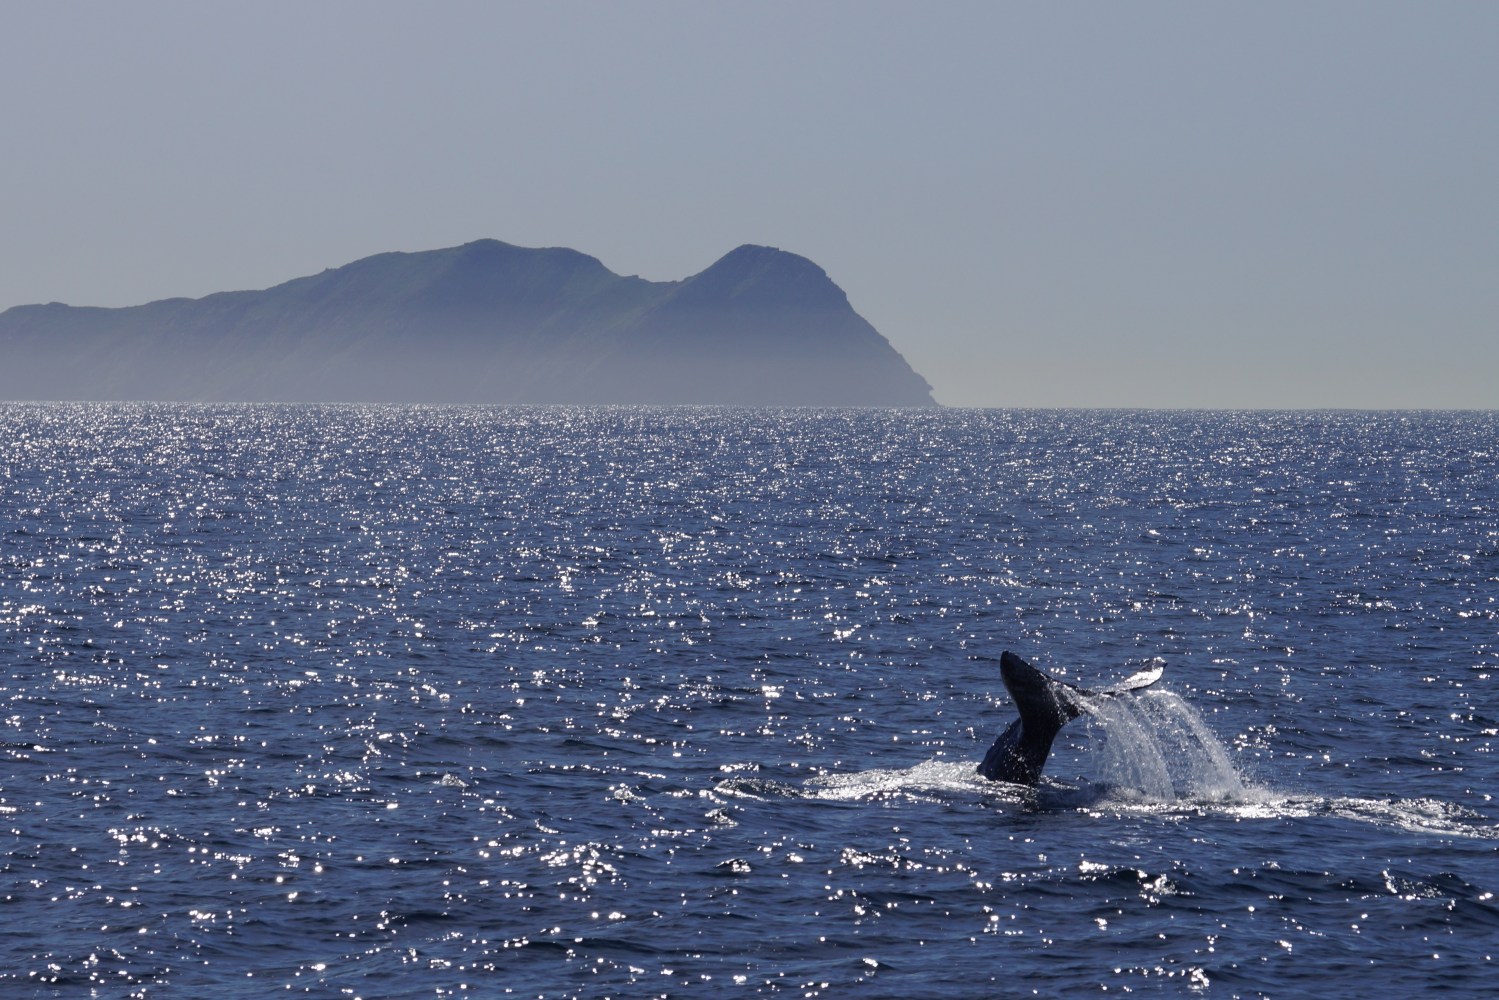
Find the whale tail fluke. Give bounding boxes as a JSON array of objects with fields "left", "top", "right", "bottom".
[
  {"left": 976, "top": 650, "right": 1163, "bottom": 786},
  {"left": 1100, "top": 661, "right": 1165, "bottom": 697}
]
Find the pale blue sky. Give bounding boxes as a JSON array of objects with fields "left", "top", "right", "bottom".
[{"left": 3, "top": 1, "right": 1495, "bottom": 407}]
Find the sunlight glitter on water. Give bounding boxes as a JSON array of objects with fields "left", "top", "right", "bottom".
[{"left": 4, "top": 404, "right": 1498, "bottom": 997}]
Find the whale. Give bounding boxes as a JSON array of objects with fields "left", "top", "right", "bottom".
[{"left": 977, "top": 650, "right": 1164, "bottom": 786}]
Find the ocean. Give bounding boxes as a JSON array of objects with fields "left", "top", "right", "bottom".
[{"left": 2, "top": 403, "right": 1496, "bottom": 998}]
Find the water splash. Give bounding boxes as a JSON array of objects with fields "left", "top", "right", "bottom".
[{"left": 1075, "top": 689, "right": 1250, "bottom": 803}]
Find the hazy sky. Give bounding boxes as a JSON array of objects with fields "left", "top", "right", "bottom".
[{"left": 3, "top": 1, "right": 1495, "bottom": 408}]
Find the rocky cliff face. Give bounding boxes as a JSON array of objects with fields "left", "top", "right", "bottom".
[{"left": 0, "top": 240, "right": 936, "bottom": 406}]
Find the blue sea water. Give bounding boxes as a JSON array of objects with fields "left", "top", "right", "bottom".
[{"left": 2, "top": 403, "right": 1496, "bottom": 999}]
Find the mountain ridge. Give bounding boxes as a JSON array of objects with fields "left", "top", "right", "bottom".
[{"left": 0, "top": 240, "right": 936, "bottom": 406}]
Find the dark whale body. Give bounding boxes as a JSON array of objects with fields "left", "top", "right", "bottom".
[{"left": 977, "top": 651, "right": 1163, "bottom": 786}]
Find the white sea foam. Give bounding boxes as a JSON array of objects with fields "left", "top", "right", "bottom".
[
  {"left": 1244, "top": 793, "right": 1499, "bottom": 840},
  {"left": 803, "top": 759, "right": 990, "bottom": 802}
]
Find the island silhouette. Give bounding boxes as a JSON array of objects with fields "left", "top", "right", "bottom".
[{"left": 0, "top": 240, "right": 935, "bottom": 406}]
